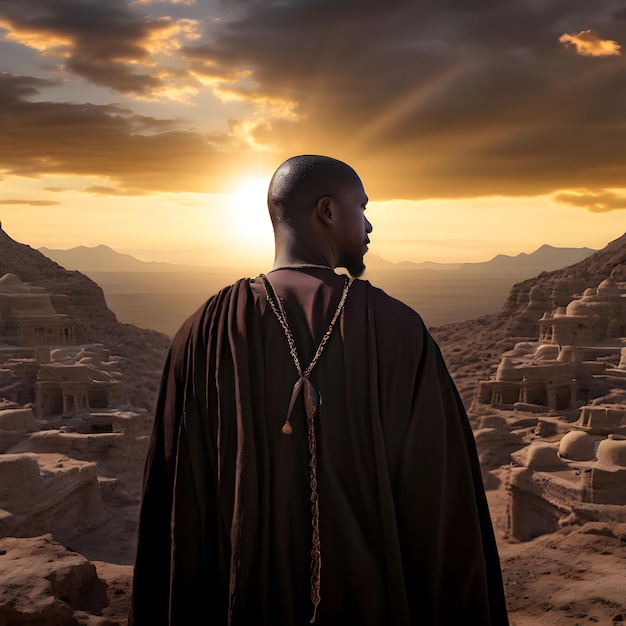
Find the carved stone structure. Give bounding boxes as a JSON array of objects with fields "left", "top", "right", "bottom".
[
  {"left": 478, "top": 272, "right": 626, "bottom": 413},
  {"left": 0, "top": 277, "right": 126, "bottom": 542},
  {"left": 575, "top": 404, "right": 626, "bottom": 436},
  {"left": 539, "top": 274, "right": 626, "bottom": 346},
  {"left": 0, "top": 408, "right": 36, "bottom": 452},
  {"left": 0, "top": 273, "right": 75, "bottom": 347},
  {"left": 475, "top": 268, "right": 626, "bottom": 541},
  {"left": 0, "top": 453, "right": 101, "bottom": 539},
  {"left": 508, "top": 434, "right": 626, "bottom": 540},
  {"left": 35, "top": 347, "right": 122, "bottom": 419},
  {"left": 477, "top": 346, "right": 602, "bottom": 411}
]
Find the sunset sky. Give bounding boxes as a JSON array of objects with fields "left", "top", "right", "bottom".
[{"left": 0, "top": 0, "right": 625, "bottom": 269}]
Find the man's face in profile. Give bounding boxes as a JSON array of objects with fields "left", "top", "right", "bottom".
[{"left": 331, "top": 177, "right": 372, "bottom": 278}]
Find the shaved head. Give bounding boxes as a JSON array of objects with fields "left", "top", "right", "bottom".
[
  {"left": 268, "top": 155, "right": 361, "bottom": 227},
  {"left": 267, "top": 154, "right": 372, "bottom": 277}
]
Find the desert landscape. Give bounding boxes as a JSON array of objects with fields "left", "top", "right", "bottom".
[
  {"left": 1, "top": 225, "right": 625, "bottom": 625},
  {"left": 40, "top": 243, "right": 597, "bottom": 338}
]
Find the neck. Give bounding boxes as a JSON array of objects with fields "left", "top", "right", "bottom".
[
  {"left": 272, "top": 245, "right": 335, "bottom": 273},
  {"left": 268, "top": 263, "right": 334, "bottom": 274}
]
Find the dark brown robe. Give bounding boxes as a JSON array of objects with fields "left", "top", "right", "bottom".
[{"left": 129, "top": 268, "right": 509, "bottom": 625}]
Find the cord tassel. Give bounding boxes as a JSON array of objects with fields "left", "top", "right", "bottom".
[
  {"left": 282, "top": 376, "right": 304, "bottom": 434},
  {"left": 303, "top": 377, "right": 321, "bottom": 420},
  {"left": 282, "top": 376, "right": 321, "bottom": 434}
]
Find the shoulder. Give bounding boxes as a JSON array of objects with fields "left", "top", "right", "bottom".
[
  {"left": 352, "top": 278, "right": 427, "bottom": 330},
  {"left": 170, "top": 278, "right": 253, "bottom": 347},
  {"left": 353, "top": 278, "right": 442, "bottom": 363}
]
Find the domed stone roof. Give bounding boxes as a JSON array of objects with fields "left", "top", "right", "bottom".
[
  {"left": 535, "top": 344, "right": 559, "bottom": 361},
  {"left": 597, "top": 277, "right": 620, "bottom": 297},
  {"left": 50, "top": 349, "right": 72, "bottom": 363},
  {"left": 597, "top": 437, "right": 626, "bottom": 467},
  {"left": 524, "top": 443, "right": 563, "bottom": 469},
  {"left": 495, "top": 357, "right": 522, "bottom": 381},
  {"left": 0, "top": 273, "right": 28, "bottom": 294},
  {"left": 566, "top": 298, "right": 591, "bottom": 316},
  {"left": 558, "top": 430, "right": 596, "bottom": 461},
  {"left": 508, "top": 342, "right": 536, "bottom": 357}
]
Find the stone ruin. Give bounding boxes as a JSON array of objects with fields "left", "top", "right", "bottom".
[
  {"left": 36, "top": 345, "right": 123, "bottom": 418},
  {"left": 0, "top": 273, "right": 75, "bottom": 347},
  {"left": 473, "top": 268, "right": 626, "bottom": 540},
  {"left": 0, "top": 272, "right": 151, "bottom": 546},
  {"left": 0, "top": 452, "right": 100, "bottom": 540},
  {"left": 508, "top": 430, "right": 626, "bottom": 541}
]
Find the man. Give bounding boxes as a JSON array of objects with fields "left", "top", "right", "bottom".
[{"left": 129, "top": 155, "right": 509, "bottom": 625}]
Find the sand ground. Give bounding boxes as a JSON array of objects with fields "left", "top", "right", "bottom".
[{"left": 55, "top": 466, "right": 625, "bottom": 625}]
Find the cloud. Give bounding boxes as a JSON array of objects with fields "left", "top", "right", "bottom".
[
  {"left": 0, "top": 73, "right": 259, "bottom": 194},
  {"left": 559, "top": 30, "right": 621, "bottom": 57},
  {"left": 0, "top": 0, "right": 200, "bottom": 98},
  {"left": 2, "top": 0, "right": 626, "bottom": 200},
  {"left": 553, "top": 190, "right": 626, "bottom": 212},
  {"left": 176, "top": 0, "right": 626, "bottom": 199},
  {"left": 0, "top": 199, "right": 60, "bottom": 206},
  {"left": 82, "top": 185, "right": 150, "bottom": 196}
]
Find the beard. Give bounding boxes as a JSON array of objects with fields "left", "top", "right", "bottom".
[{"left": 343, "top": 249, "right": 367, "bottom": 278}]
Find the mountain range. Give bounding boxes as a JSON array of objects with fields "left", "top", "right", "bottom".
[
  {"left": 34, "top": 242, "right": 600, "bottom": 337},
  {"left": 39, "top": 243, "right": 596, "bottom": 277},
  {"left": 38, "top": 245, "right": 206, "bottom": 273}
]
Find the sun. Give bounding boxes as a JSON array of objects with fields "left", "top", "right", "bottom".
[{"left": 227, "top": 176, "right": 275, "bottom": 261}]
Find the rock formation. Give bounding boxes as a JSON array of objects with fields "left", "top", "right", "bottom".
[
  {"left": 0, "top": 533, "right": 131, "bottom": 625},
  {"left": 431, "top": 232, "right": 626, "bottom": 408},
  {"left": 0, "top": 224, "right": 171, "bottom": 412},
  {"left": 431, "top": 232, "right": 626, "bottom": 545},
  {"left": 0, "top": 227, "right": 116, "bottom": 343},
  {"left": 498, "top": 232, "right": 626, "bottom": 338},
  {"left": 0, "top": 453, "right": 101, "bottom": 539},
  {"left": 0, "top": 225, "right": 172, "bottom": 623}
]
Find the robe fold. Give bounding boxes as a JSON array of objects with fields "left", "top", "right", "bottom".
[{"left": 129, "top": 268, "right": 509, "bottom": 625}]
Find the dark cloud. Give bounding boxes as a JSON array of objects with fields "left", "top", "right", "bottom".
[
  {"left": 0, "top": 74, "right": 257, "bottom": 193},
  {"left": 182, "top": 0, "right": 626, "bottom": 199},
  {"left": 0, "top": 0, "right": 189, "bottom": 96},
  {"left": 554, "top": 190, "right": 626, "bottom": 212},
  {"left": 2, "top": 0, "right": 626, "bottom": 200}
]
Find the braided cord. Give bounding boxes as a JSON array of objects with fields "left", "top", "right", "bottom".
[
  {"left": 259, "top": 272, "right": 353, "bottom": 623},
  {"left": 261, "top": 273, "right": 352, "bottom": 379},
  {"left": 307, "top": 397, "right": 321, "bottom": 623}
]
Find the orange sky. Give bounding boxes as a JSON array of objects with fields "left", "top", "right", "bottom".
[{"left": 0, "top": 1, "right": 625, "bottom": 267}]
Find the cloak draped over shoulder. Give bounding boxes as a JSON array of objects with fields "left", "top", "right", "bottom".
[{"left": 129, "top": 269, "right": 509, "bottom": 625}]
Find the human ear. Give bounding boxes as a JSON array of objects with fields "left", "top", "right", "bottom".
[{"left": 315, "top": 195, "right": 334, "bottom": 226}]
